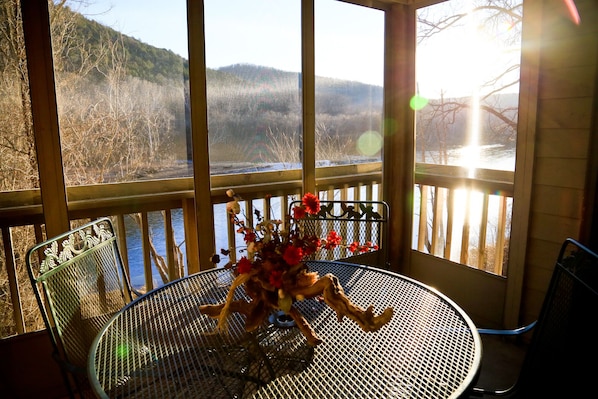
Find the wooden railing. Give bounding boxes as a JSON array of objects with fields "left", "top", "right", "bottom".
[
  {"left": 0, "top": 161, "right": 513, "bottom": 337},
  {"left": 414, "top": 164, "right": 514, "bottom": 276}
]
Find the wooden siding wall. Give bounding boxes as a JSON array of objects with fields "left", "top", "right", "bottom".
[{"left": 521, "top": 0, "right": 598, "bottom": 324}]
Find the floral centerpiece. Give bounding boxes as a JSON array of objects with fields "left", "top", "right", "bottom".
[{"left": 199, "top": 190, "right": 394, "bottom": 346}]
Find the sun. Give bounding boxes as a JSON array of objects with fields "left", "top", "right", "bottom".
[{"left": 416, "top": 5, "right": 520, "bottom": 100}]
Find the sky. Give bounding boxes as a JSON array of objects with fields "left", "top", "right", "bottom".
[{"left": 76, "top": 0, "right": 385, "bottom": 86}]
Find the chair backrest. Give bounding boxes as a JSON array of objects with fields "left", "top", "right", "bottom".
[
  {"left": 289, "top": 200, "right": 389, "bottom": 268},
  {"left": 26, "top": 217, "right": 133, "bottom": 375},
  {"left": 515, "top": 238, "right": 598, "bottom": 397}
]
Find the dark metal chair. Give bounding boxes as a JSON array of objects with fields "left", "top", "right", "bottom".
[
  {"left": 289, "top": 200, "right": 389, "bottom": 268},
  {"left": 26, "top": 217, "right": 139, "bottom": 398},
  {"left": 470, "top": 238, "right": 598, "bottom": 397}
]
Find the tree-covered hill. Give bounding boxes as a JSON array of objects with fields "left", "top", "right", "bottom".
[
  {"left": 218, "top": 63, "right": 384, "bottom": 110},
  {"left": 63, "top": 5, "right": 384, "bottom": 109},
  {"left": 66, "top": 8, "right": 188, "bottom": 83}
]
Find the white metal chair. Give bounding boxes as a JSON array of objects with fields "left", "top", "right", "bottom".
[{"left": 26, "top": 217, "right": 138, "bottom": 398}]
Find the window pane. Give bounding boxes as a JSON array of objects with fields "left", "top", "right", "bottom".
[
  {"left": 315, "top": 0, "right": 384, "bottom": 177},
  {"left": 205, "top": 0, "right": 301, "bottom": 174},
  {"left": 0, "top": 0, "right": 38, "bottom": 191},
  {"left": 54, "top": 1, "right": 190, "bottom": 185},
  {"left": 415, "top": 0, "right": 521, "bottom": 171},
  {"left": 0, "top": 0, "right": 43, "bottom": 338}
]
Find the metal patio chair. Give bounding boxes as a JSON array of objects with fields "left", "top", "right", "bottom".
[
  {"left": 26, "top": 217, "right": 139, "bottom": 398},
  {"left": 289, "top": 200, "right": 389, "bottom": 268},
  {"left": 470, "top": 238, "right": 598, "bottom": 397}
]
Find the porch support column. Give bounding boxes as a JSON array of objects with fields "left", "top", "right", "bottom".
[
  {"left": 21, "top": 0, "right": 69, "bottom": 236},
  {"left": 383, "top": 4, "right": 416, "bottom": 274},
  {"left": 301, "top": 0, "right": 316, "bottom": 195},
  {"left": 187, "top": 0, "right": 216, "bottom": 271}
]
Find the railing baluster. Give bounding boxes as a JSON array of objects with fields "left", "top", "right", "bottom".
[
  {"left": 460, "top": 190, "right": 471, "bottom": 266},
  {"left": 182, "top": 198, "right": 200, "bottom": 274},
  {"left": 227, "top": 205, "right": 237, "bottom": 265},
  {"left": 2, "top": 226, "right": 24, "bottom": 334},
  {"left": 164, "top": 210, "right": 177, "bottom": 281},
  {"left": 140, "top": 212, "right": 153, "bottom": 292},
  {"left": 417, "top": 185, "right": 428, "bottom": 252},
  {"left": 495, "top": 195, "right": 508, "bottom": 275},
  {"left": 431, "top": 186, "right": 442, "bottom": 256},
  {"left": 445, "top": 188, "right": 454, "bottom": 260},
  {"left": 478, "top": 194, "right": 489, "bottom": 270},
  {"left": 115, "top": 215, "right": 129, "bottom": 278},
  {"left": 341, "top": 184, "right": 348, "bottom": 201},
  {"left": 263, "top": 197, "right": 271, "bottom": 220}
]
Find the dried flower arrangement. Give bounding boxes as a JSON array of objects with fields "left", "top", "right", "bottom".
[{"left": 200, "top": 190, "right": 393, "bottom": 346}]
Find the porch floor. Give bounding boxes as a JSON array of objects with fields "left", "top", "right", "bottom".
[{"left": 476, "top": 333, "right": 528, "bottom": 393}]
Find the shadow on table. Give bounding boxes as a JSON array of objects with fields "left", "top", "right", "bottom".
[{"left": 104, "top": 322, "right": 314, "bottom": 398}]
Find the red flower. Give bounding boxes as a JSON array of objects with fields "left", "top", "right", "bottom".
[
  {"left": 283, "top": 245, "right": 304, "bottom": 266},
  {"left": 237, "top": 257, "right": 252, "bottom": 274},
  {"left": 302, "top": 237, "right": 321, "bottom": 255},
  {"left": 244, "top": 230, "right": 256, "bottom": 243},
  {"left": 349, "top": 242, "right": 359, "bottom": 252},
  {"left": 292, "top": 205, "right": 306, "bottom": 220},
  {"left": 324, "top": 231, "right": 342, "bottom": 249},
  {"left": 269, "top": 270, "right": 284, "bottom": 288},
  {"left": 302, "top": 193, "right": 320, "bottom": 215}
]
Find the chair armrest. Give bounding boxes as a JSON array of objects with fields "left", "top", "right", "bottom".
[
  {"left": 467, "top": 321, "right": 536, "bottom": 397},
  {"left": 131, "top": 287, "right": 145, "bottom": 299},
  {"left": 477, "top": 320, "right": 537, "bottom": 336}
]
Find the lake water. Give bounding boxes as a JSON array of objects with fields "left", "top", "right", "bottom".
[{"left": 125, "top": 200, "right": 285, "bottom": 288}]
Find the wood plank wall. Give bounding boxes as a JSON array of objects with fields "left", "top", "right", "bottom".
[{"left": 521, "top": 0, "right": 598, "bottom": 324}]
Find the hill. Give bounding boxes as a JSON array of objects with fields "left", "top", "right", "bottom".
[
  {"left": 66, "top": 9, "right": 188, "bottom": 83},
  {"left": 64, "top": 6, "right": 384, "bottom": 109}
]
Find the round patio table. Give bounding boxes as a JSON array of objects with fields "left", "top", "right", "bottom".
[{"left": 88, "top": 261, "right": 481, "bottom": 398}]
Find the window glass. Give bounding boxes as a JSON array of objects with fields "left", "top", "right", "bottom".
[
  {"left": 205, "top": 0, "right": 301, "bottom": 174},
  {"left": 0, "top": 0, "right": 38, "bottom": 191},
  {"left": 0, "top": 0, "right": 44, "bottom": 338},
  {"left": 315, "top": 0, "right": 384, "bottom": 181},
  {"left": 54, "top": 0, "right": 190, "bottom": 185},
  {"left": 415, "top": 0, "right": 521, "bottom": 171}
]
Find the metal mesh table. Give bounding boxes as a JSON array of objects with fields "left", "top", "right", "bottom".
[{"left": 88, "top": 261, "right": 481, "bottom": 398}]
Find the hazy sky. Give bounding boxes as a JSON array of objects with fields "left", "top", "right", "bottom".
[{"left": 77, "top": 0, "right": 385, "bottom": 86}]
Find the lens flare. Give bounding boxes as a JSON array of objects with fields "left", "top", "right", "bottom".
[
  {"left": 564, "top": 0, "right": 581, "bottom": 25},
  {"left": 116, "top": 343, "right": 130, "bottom": 358},
  {"left": 357, "top": 131, "right": 382, "bottom": 156},
  {"left": 410, "top": 95, "right": 429, "bottom": 111}
]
